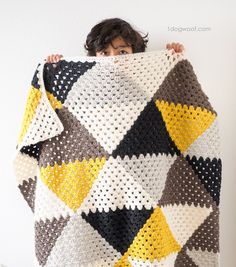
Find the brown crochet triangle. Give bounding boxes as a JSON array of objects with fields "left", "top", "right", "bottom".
[
  {"left": 35, "top": 215, "right": 70, "bottom": 266},
  {"left": 185, "top": 205, "right": 219, "bottom": 252},
  {"left": 158, "top": 155, "right": 214, "bottom": 208},
  {"left": 153, "top": 59, "right": 216, "bottom": 114},
  {"left": 39, "top": 106, "right": 109, "bottom": 167}
]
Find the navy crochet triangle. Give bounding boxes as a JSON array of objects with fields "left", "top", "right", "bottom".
[
  {"left": 20, "top": 142, "right": 43, "bottom": 161},
  {"left": 112, "top": 100, "right": 181, "bottom": 159},
  {"left": 185, "top": 155, "right": 222, "bottom": 206},
  {"left": 81, "top": 206, "right": 154, "bottom": 254},
  {"left": 43, "top": 60, "right": 97, "bottom": 103}
]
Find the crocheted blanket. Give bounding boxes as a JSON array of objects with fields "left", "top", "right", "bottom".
[{"left": 13, "top": 49, "right": 222, "bottom": 267}]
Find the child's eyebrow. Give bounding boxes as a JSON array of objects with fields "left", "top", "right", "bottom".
[
  {"left": 110, "top": 43, "right": 131, "bottom": 49},
  {"left": 112, "top": 45, "right": 130, "bottom": 49}
]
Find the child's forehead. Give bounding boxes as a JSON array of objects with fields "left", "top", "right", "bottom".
[{"left": 109, "top": 37, "right": 132, "bottom": 48}]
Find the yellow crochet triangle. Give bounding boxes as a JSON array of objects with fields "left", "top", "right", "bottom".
[
  {"left": 40, "top": 157, "right": 106, "bottom": 212},
  {"left": 155, "top": 100, "right": 216, "bottom": 153},
  {"left": 17, "top": 86, "right": 42, "bottom": 145},
  {"left": 117, "top": 206, "right": 181, "bottom": 264}
]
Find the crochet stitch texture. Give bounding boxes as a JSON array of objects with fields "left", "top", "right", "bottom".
[{"left": 13, "top": 49, "right": 222, "bottom": 267}]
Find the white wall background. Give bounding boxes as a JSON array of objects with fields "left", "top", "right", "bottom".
[{"left": 0, "top": 0, "right": 235, "bottom": 266}]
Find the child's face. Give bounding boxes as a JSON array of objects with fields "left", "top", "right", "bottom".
[{"left": 96, "top": 36, "right": 133, "bottom": 57}]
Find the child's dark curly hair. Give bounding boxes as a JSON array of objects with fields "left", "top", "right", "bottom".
[{"left": 84, "top": 18, "right": 149, "bottom": 56}]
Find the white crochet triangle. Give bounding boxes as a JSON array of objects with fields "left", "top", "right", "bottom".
[
  {"left": 161, "top": 203, "right": 212, "bottom": 246},
  {"left": 34, "top": 177, "right": 74, "bottom": 222},
  {"left": 13, "top": 152, "right": 38, "bottom": 184},
  {"left": 79, "top": 155, "right": 156, "bottom": 214}
]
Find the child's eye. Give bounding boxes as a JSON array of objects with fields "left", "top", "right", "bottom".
[
  {"left": 101, "top": 51, "right": 108, "bottom": 55},
  {"left": 120, "top": 50, "right": 128, "bottom": 55}
]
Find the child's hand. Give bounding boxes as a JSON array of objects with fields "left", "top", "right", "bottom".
[
  {"left": 166, "top": 42, "right": 185, "bottom": 54},
  {"left": 46, "top": 54, "right": 63, "bottom": 63}
]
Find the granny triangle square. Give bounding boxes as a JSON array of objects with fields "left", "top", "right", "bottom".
[{"left": 12, "top": 49, "right": 222, "bottom": 267}]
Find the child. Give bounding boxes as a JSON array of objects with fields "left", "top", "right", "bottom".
[{"left": 46, "top": 17, "right": 185, "bottom": 63}]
